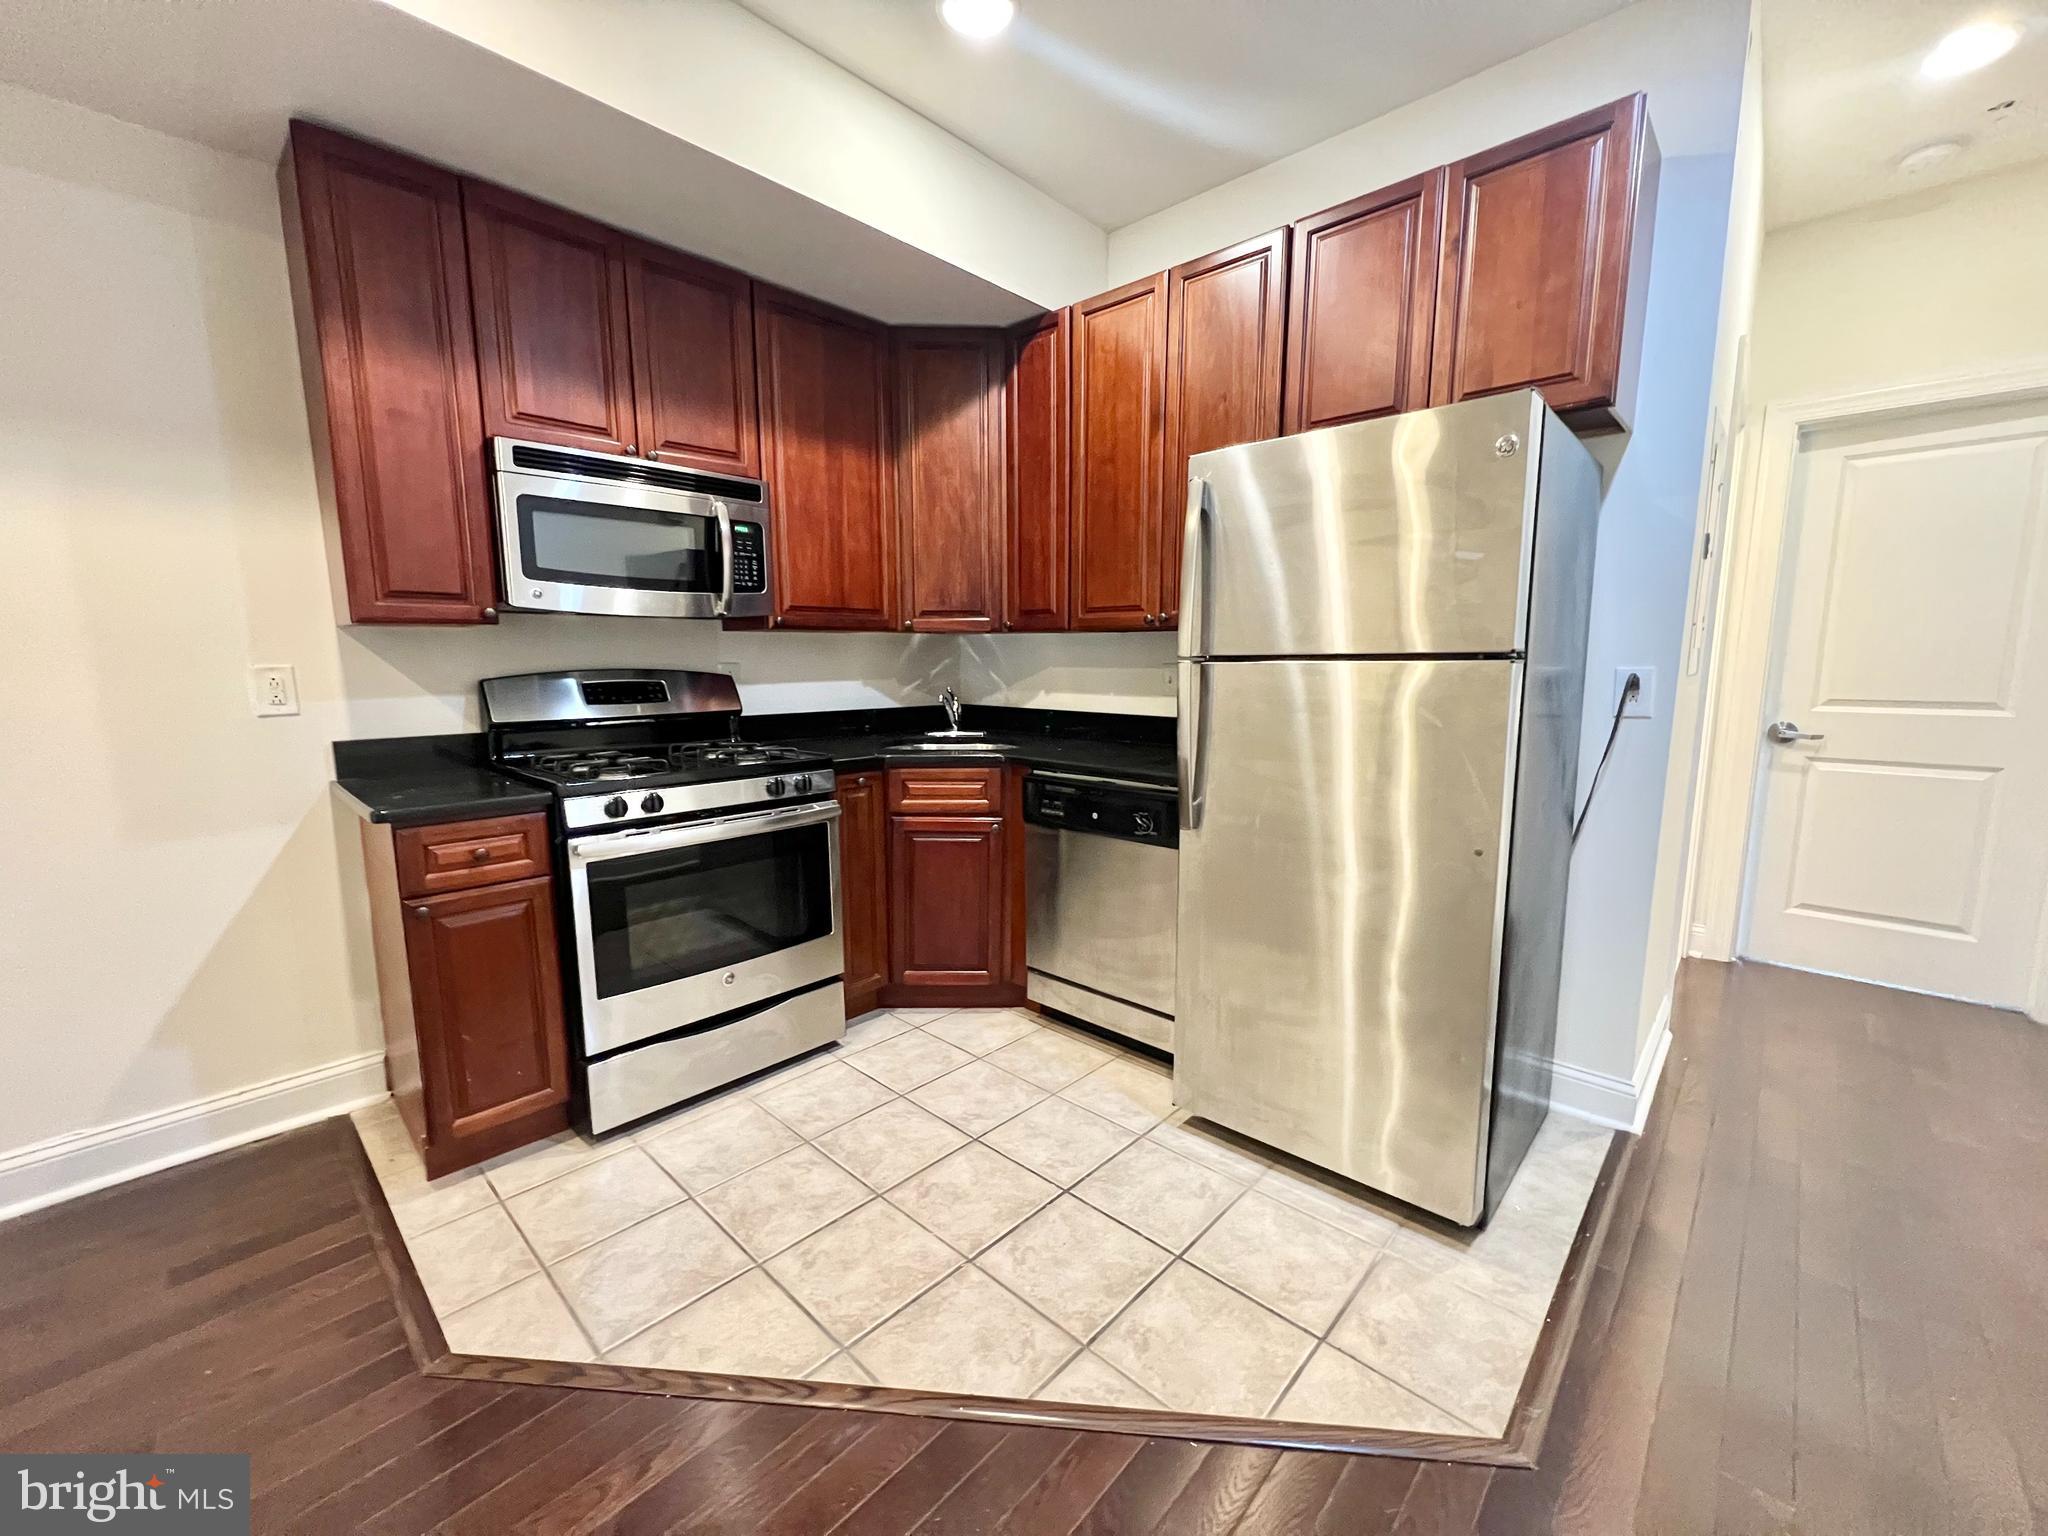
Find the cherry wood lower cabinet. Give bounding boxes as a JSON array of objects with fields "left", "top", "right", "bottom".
[
  {"left": 834, "top": 771, "right": 890, "bottom": 1018},
  {"left": 360, "top": 812, "right": 569, "bottom": 1177},
  {"left": 879, "top": 765, "right": 1023, "bottom": 1008},
  {"left": 281, "top": 124, "right": 498, "bottom": 625}
]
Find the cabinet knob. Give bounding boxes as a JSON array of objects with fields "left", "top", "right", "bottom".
[
  {"left": 902, "top": 620, "right": 913, "bottom": 631},
  {"left": 470, "top": 846, "right": 490, "bottom": 861},
  {"left": 771, "top": 615, "right": 784, "bottom": 628},
  {"left": 626, "top": 443, "right": 638, "bottom": 455},
  {"left": 410, "top": 904, "right": 429, "bottom": 919},
  {"left": 481, "top": 606, "right": 498, "bottom": 621}
]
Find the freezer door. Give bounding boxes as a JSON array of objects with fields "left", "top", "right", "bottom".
[
  {"left": 1180, "top": 392, "right": 1543, "bottom": 660},
  {"left": 1174, "top": 657, "right": 1520, "bottom": 1224}
]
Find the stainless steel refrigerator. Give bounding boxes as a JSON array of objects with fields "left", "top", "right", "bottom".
[{"left": 1174, "top": 391, "right": 1600, "bottom": 1226}]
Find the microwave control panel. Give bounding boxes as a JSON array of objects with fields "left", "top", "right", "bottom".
[{"left": 730, "top": 521, "right": 767, "bottom": 594}]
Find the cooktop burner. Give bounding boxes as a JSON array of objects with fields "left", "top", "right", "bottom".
[{"left": 500, "top": 738, "right": 830, "bottom": 793}]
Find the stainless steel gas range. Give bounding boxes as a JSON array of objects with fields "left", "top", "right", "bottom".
[{"left": 482, "top": 668, "right": 843, "bottom": 1135}]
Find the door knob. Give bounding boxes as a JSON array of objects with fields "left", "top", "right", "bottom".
[{"left": 1766, "top": 720, "right": 1826, "bottom": 744}]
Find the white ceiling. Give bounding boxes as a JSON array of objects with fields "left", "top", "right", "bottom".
[
  {"left": 737, "top": 0, "right": 1638, "bottom": 229},
  {"left": 1765, "top": 0, "right": 2048, "bottom": 227}
]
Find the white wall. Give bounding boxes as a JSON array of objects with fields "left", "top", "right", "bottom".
[
  {"left": 1098, "top": 0, "right": 1749, "bottom": 1121},
  {"left": 1747, "top": 157, "right": 2048, "bottom": 405}
]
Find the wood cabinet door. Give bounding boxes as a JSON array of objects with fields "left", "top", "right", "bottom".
[
  {"left": 625, "top": 241, "right": 761, "bottom": 475},
  {"left": 403, "top": 876, "right": 569, "bottom": 1151},
  {"left": 1431, "top": 94, "right": 1654, "bottom": 430},
  {"left": 1283, "top": 172, "right": 1443, "bottom": 435},
  {"left": 894, "top": 328, "right": 1003, "bottom": 632},
  {"left": 1004, "top": 310, "right": 1070, "bottom": 632},
  {"left": 755, "top": 286, "right": 898, "bottom": 629},
  {"left": 463, "top": 181, "right": 637, "bottom": 455},
  {"left": 888, "top": 815, "right": 1006, "bottom": 989},
  {"left": 1069, "top": 274, "right": 1168, "bottom": 631},
  {"left": 1163, "top": 230, "right": 1288, "bottom": 624},
  {"left": 282, "top": 123, "right": 496, "bottom": 624},
  {"left": 835, "top": 772, "right": 890, "bottom": 1018}
]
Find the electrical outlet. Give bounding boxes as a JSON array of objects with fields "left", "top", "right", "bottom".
[
  {"left": 249, "top": 664, "right": 299, "bottom": 717},
  {"left": 1614, "top": 666, "right": 1654, "bottom": 720}
]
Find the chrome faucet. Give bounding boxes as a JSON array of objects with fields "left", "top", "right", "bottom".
[{"left": 939, "top": 688, "right": 962, "bottom": 733}]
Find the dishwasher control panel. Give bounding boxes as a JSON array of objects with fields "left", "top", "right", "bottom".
[{"left": 1023, "top": 775, "right": 1179, "bottom": 848}]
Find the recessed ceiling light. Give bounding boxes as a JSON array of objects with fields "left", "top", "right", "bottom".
[
  {"left": 939, "top": 0, "right": 1015, "bottom": 40},
  {"left": 1920, "top": 20, "right": 2020, "bottom": 79},
  {"left": 1897, "top": 138, "right": 1968, "bottom": 174}
]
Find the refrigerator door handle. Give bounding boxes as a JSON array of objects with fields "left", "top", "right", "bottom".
[
  {"left": 1179, "top": 475, "right": 1211, "bottom": 659},
  {"left": 1177, "top": 660, "right": 1208, "bottom": 830}
]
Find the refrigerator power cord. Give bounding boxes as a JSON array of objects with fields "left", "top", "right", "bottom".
[{"left": 1572, "top": 672, "right": 1641, "bottom": 845}]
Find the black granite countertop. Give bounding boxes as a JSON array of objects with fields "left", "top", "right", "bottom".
[
  {"left": 331, "top": 705, "right": 1176, "bottom": 827},
  {"left": 332, "top": 733, "right": 553, "bottom": 827},
  {"left": 743, "top": 705, "right": 1177, "bottom": 787}
]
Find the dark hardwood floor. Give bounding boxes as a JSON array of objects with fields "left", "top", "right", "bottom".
[{"left": 3, "top": 959, "right": 2043, "bottom": 1533}]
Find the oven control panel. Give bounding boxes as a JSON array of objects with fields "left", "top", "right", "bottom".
[
  {"left": 730, "top": 521, "right": 766, "bottom": 594},
  {"left": 561, "top": 768, "right": 835, "bottom": 830}
]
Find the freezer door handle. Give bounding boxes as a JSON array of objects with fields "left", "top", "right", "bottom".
[
  {"left": 1177, "top": 660, "right": 1208, "bottom": 830},
  {"left": 1178, "top": 475, "right": 1210, "bottom": 659}
]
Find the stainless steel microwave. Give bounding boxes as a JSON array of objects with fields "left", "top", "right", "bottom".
[{"left": 492, "top": 438, "right": 772, "bottom": 620}]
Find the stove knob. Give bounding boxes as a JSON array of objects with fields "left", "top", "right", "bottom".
[
  {"left": 602, "top": 795, "right": 629, "bottom": 819},
  {"left": 790, "top": 773, "right": 813, "bottom": 794},
  {"left": 640, "top": 792, "right": 665, "bottom": 815},
  {"left": 764, "top": 776, "right": 788, "bottom": 798}
]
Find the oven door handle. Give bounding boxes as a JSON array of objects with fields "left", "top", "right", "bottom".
[
  {"left": 713, "top": 499, "right": 735, "bottom": 618},
  {"left": 569, "top": 799, "right": 841, "bottom": 864}
]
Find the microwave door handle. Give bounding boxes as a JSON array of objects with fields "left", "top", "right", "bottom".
[
  {"left": 571, "top": 800, "right": 841, "bottom": 864},
  {"left": 712, "top": 500, "right": 735, "bottom": 617}
]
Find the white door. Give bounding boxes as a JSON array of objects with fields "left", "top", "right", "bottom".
[{"left": 1744, "top": 396, "right": 2048, "bottom": 1007}]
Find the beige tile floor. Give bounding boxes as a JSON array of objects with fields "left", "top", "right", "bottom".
[{"left": 353, "top": 1006, "right": 1608, "bottom": 1438}]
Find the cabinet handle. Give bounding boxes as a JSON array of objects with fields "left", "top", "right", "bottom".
[
  {"left": 625, "top": 443, "right": 638, "bottom": 455},
  {"left": 470, "top": 846, "right": 490, "bottom": 862},
  {"left": 902, "top": 620, "right": 914, "bottom": 631},
  {"left": 481, "top": 606, "right": 498, "bottom": 621},
  {"left": 410, "top": 904, "right": 430, "bottom": 919}
]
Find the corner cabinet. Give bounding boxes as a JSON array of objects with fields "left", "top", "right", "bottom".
[
  {"left": 894, "top": 329, "right": 1004, "bottom": 632},
  {"left": 755, "top": 285, "right": 898, "bottom": 630},
  {"left": 1431, "top": 94, "right": 1659, "bottom": 432},
  {"left": 881, "top": 766, "right": 1022, "bottom": 1007},
  {"left": 835, "top": 771, "right": 890, "bottom": 1018},
  {"left": 1162, "top": 230, "right": 1288, "bottom": 624},
  {"left": 1004, "top": 310, "right": 1070, "bottom": 632},
  {"left": 361, "top": 812, "right": 569, "bottom": 1177},
  {"left": 1284, "top": 172, "right": 1443, "bottom": 433},
  {"left": 281, "top": 124, "right": 498, "bottom": 625},
  {"left": 463, "top": 181, "right": 638, "bottom": 456},
  {"left": 1069, "top": 273, "right": 1169, "bottom": 632}
]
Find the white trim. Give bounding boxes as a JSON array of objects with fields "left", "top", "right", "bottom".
[
  {"left": 1548, "top": 998, "right": 1672, "bottom": 1132},
  {"left": 1688, "top": 359, "right": 2048, "bottom": 963},
  {"left": 0, "top": 1052, "right": 387, "bottom": 1223}
]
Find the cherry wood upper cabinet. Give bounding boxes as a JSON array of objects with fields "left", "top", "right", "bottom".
[
  {"left": 624, "top": 242, "right": 760, "bottom": 475},
  {"left": 755, "top": 285, "right": 897, "bottom": 630},
  {"left": 1162, "top": 230, "right": 1288, "bottom": 623},
  {"left": 1003, "top": 310, "right": 1070, "bottom": 633},
  {"left": 464, "top": 182, "right": 637, "bottom": 455},
  {"left": 835, "top": 771, "right": 890, "bottom": 1019},
  {"left": 282, "top": 124, "right": 499, "bottom": 626},
  {"left": 1431, "top": 94, "right": 1658, "bottom": 432},
  {"left": 1283, "top": 172, "right": 1443, "bottom": 435},
  {"left": 894, "top": 329, "right": 1003, "bottom": 632},
  {"left": 1069, "top": 274, "right": 1169, "bottom": 632}
]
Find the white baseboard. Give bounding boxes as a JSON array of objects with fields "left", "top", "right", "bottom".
[
  {"left": 0, "top": 1051, "right": 387, "bottom": 1223},
  {"left": 1549, "top": 998, "right": 1673, "bottom": 1133}
]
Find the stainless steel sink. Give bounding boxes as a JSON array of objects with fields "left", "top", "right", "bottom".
[{"left": 885, "top": 738, "right": 1016, "bottom": 754}]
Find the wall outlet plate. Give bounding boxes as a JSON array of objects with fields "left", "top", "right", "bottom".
[
  {"left": 1614, "top": 666, "right": 1654, "bottom": 720},
  {"left": 249, "top": 664, "right": 299, "bottom": 717}
]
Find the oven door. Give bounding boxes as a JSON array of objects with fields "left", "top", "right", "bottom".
[
  {"left": 497, "top": 469, "right": 769, "bottom": 620},
  {"left": 567, "top": 801, "right": 844, "bottom": 1056}
]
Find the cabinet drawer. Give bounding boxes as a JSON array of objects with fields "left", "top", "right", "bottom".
[
  {"left": 887, "top": 766, "right": 1004, "bottom": 815},
  {"left": 396, "top": 813, "right": 551, "bottom": 896}
]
